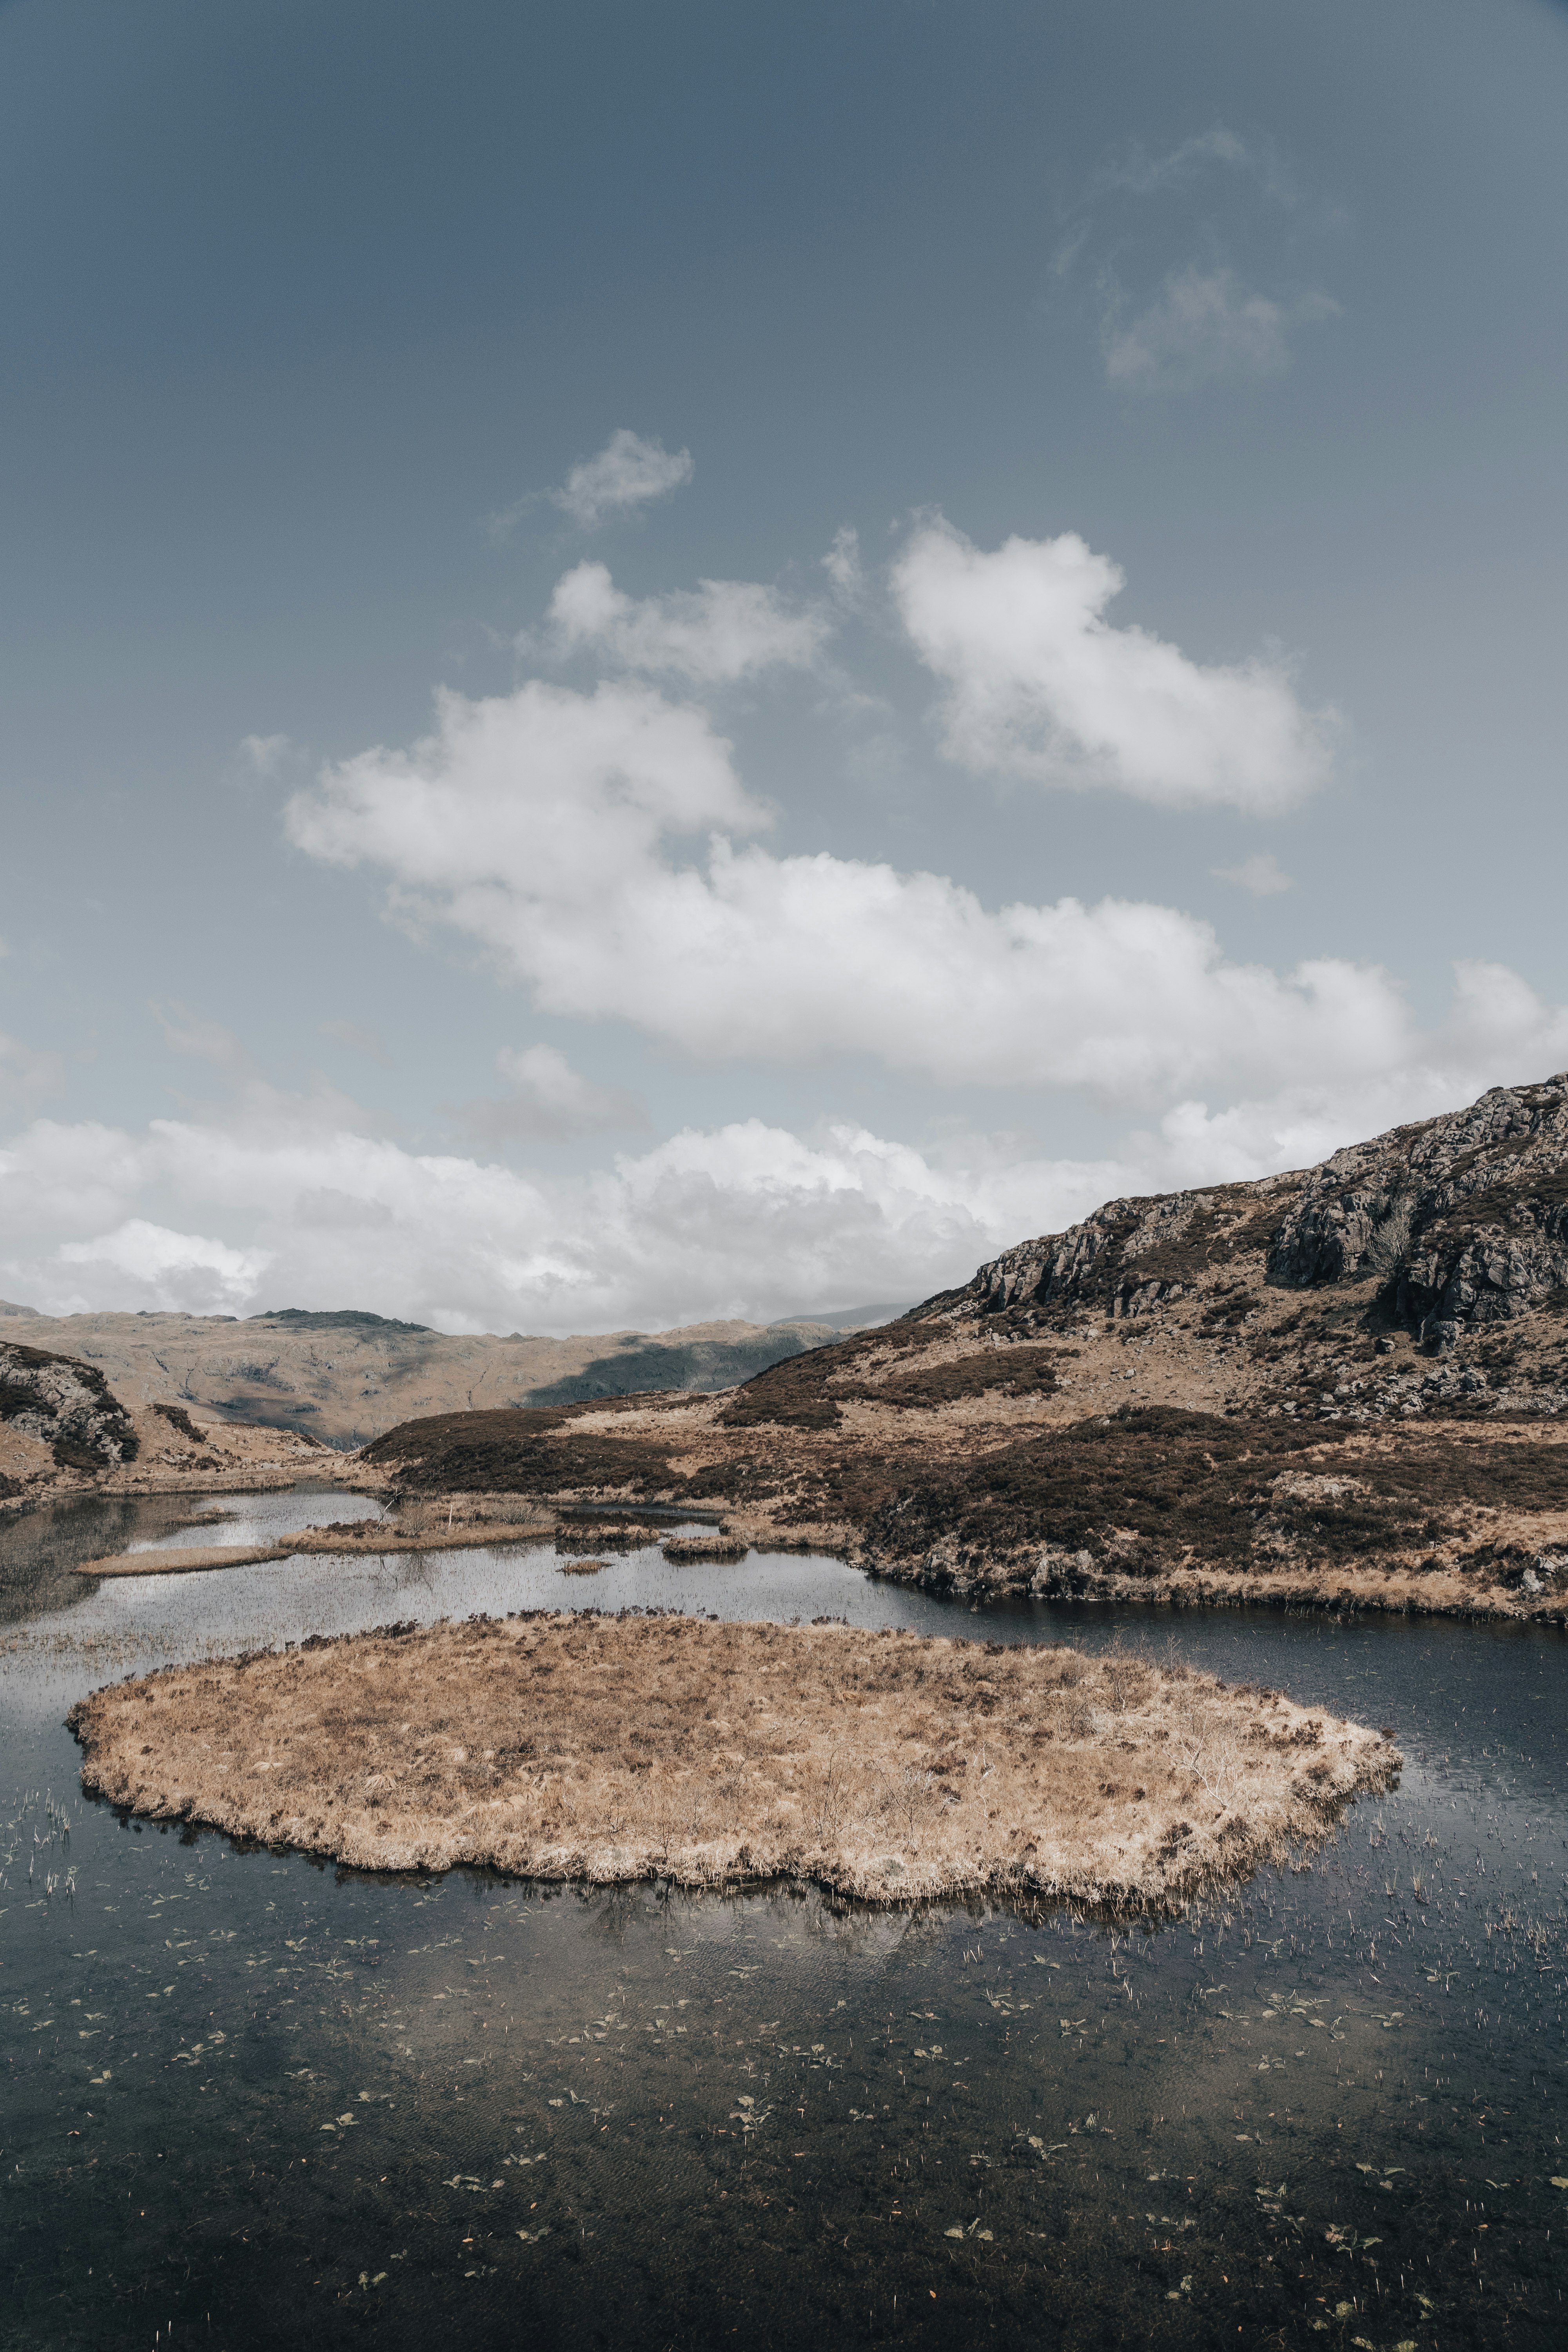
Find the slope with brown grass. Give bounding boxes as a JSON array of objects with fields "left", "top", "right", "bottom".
[{"left": 354, "top": 1077, "right": 1568, "bottom": 1622}]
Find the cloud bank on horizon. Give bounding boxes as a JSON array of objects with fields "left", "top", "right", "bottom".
[{"left": 4, "top": 444, "right": 1568, "bottom": 1333}]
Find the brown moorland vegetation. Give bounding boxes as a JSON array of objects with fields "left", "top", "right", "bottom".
[
  {"left": 348, "top": 1078, "right": 1568, "bottom": 1622},
  {"left": 70, "top": 1612, "right": 1399, "bottom": 1908},
  {"left": 25, "top": 1077, "right": 1568, "bottom": 1623}
]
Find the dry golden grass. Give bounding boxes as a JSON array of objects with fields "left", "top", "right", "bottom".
[
  {"left": 75, "top": 1510, "right": 557, "bottom": 1578},
  {"left": 71, "top": 1613, "right": 1398, "bottom": 1908},
  {"left": 661, "top": 1533, "right": 750, "bottom": 1562}
]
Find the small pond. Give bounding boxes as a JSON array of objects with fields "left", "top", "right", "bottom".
[{"left": 2, "top": 1490, "right": 1566, "bottom": 2348}]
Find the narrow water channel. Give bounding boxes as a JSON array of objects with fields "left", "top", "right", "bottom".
[{"left": 2, "top": 1492, "right": 1565, "bottom": 2349}]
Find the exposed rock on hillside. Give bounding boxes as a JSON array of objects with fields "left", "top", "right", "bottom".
[
  {"left": 361, "top": 1077, "right": 1568, "bottom": 1621},
  {"left": 0, "top": 1339, "right": 140, "bottom": 1481},
  {"left": 951, "top": 1073, "right": 1568, "bottom": 1347}
]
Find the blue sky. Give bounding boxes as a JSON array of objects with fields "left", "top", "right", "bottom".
[{"left": 3, "top": 0, "right": 1567, "bottom": 1331}]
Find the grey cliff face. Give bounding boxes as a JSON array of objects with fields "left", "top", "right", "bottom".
[
  {"left": 1267, "top": 1076, "right": 1568, "bottom": 1339},
  {"left": 946, "top": 1074, "right": 1568, "bottom": 1348},
  {"left": 0, "top": 1340, "right": 141, "bottom": 1471}
]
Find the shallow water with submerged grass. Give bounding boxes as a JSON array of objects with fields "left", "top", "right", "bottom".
[{"left": 3, "top": 1492, "right": 1567, "bottom": 2349}]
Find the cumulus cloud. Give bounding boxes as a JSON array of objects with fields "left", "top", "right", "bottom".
[
  {"left": 1214, "top": 852, "right": 1291, "bottom": 897},
  {"left": 457, "top": 1044, "right": 646, "bottom": 1144},
  {"left": 0, "top": 1103, "right": 1064, "bottom": 1330},
  {"left": 283, "top": 676, "right": 1565, "bottom": 1119},
  {"left": 56, "top": 1218, "right": 269, "bottom": 1315},
  {"left": 8, "top": 974, "right": 1568, "bottom": 1331},
  {"left": 892, "top": 517, "right": 1329, "bottom": 812},
  {"left": 543, "top": 561, "right": 830, "bottom": 682},
  {"left": 1103, "top": 265, "right": 1339, "bottom": 393}
]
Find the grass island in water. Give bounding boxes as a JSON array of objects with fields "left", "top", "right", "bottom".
[{"left": 71, "top": 1612, "right": 1399, "bottom": 1909}]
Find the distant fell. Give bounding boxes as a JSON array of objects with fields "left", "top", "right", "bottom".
[
  {"left": 0, "top": 1307, "right": 841, "bottom": 1449},
  {"left": 250, "top": 1308, "right": 435, "bottom": 1335}
]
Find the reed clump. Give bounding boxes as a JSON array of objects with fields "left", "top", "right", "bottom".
[
  {"left": 69, "top": 1613, "right": 1399, "bottom": 1908},
  {"left": 662, "top": 1533, "right": 750, "bottom": 1563}
]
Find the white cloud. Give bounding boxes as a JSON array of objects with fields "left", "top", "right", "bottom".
[
  {"left": 458, "top": 1044, "right": 646, "bottom": 1143},
  {"left": 56, "top": 1218, "right": 269, "bottom": 1315},
  {"left": 8, "top": 976, "right": 1568, "bottom": 1332},
  {"left": 0, "top": 1103, "right": 1053, "bottom": 1330},
  {"left": 288, "top": 675, "right": 758, "bottom": 944},
  {"left": 1214, "top": 851, "right": 1291, "bottom": 897},
  {"left": 283, "top": 676, "right": 1568, "bottom": 1120},
  {"left": 893, "top": 516, "right": 1330, "bottom": 812},
  {"left": 543, "top": 560, "right": 829, "bottom": 682},
  {"left": 1104, "top": 265, "right": 1339, "bottom": 393}
]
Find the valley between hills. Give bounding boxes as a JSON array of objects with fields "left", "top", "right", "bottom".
[{"left": 9, "top": 1073, "right": 1568, "bottom": 1625}]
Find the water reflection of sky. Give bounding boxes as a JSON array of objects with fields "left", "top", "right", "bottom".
[{"left": 3, "top": 1494, "right": 1566, "bottom": 2348}]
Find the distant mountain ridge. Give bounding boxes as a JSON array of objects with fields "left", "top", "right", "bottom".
[{"left": 0, "top": 1307, "right": 854, "bottom": 1450}]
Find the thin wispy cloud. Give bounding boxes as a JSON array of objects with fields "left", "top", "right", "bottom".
[
  {"left": 234, "top": 732, "right": 295, "bottom": 781},
  {"left": 1076, "top": 126, "right": 1297, "bottom": 211},
  {"left": 153, "top": 1003, "right": 252, "bottom": 1071},
  {"left": 490, "top": 429, "right": 695, "bottom": 541},
  {"left": 0, "top": 1031, "right": 65, "bottom": 1114},
  {"left": 821, "top": 525, "right": 866, "bottom": 604},
  {"left": 1056, "top": 126, "right": 1341, "bottom": 394},
  {"left": 456, "top": 1043, "right": 646, "bottom": 1144},
  {"left": 321, "top": 1018, "right": 392, "bottom": 1067},
  {"left": 1104, "top": 266, "right": 1338, "bottom": 393},
  {"left": 1214, "top": 851, "right": 1292, "bottom": 897}
]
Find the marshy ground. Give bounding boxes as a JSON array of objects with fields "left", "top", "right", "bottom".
[{"left": 70, "top": 1612, "right": 1398, "bottom": 1906}]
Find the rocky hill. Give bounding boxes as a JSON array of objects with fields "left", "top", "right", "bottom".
[
  {"left": 920, "top": 1069, "right": 1568, "bottom": 1422},
  {"left": 360, "top": 1076, "right": 1568, "bottom": 1622}
]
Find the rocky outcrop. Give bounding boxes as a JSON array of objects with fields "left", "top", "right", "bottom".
[
  {"left": 1265, "top": 1076, "right": 1568, "bottom": 1341},
  {"left": 0, "top": 1339, "right": 140, "bottom": 1471},
  {"left": 942, "top": 1074, "right": 1568, "bottom": 1348},
  {"left": 931, "top": 1176, "right": 1299, "bottom": 1324}
]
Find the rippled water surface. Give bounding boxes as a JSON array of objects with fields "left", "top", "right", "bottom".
[{"left": 3, "top": 1492, "right": 1566, "bottom": 2349}]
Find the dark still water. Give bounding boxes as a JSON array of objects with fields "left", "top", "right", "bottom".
[{"left": 3, "top": 1493, "right": 1566, "bottom": 2350}]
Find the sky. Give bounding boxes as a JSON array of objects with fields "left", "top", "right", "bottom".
[{"left": 2, "top": 0, "right": 1567, "bottom": 1336}]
